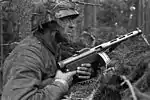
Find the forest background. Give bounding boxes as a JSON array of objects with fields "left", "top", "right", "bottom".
[{"left": 1, "top": 0, "right": 150, "bottom": 100}]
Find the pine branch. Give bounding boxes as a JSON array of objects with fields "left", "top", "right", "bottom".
[
  {"left": 121, "top": 75, "right": 137, "bottom": 100},
  {"left": 73, "top": 1, "right": 102, "bottom": 6}
]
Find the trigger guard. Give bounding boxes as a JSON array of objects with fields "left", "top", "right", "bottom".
[{"left": 97, "top": 52, "right": 111, "bottom": 68}]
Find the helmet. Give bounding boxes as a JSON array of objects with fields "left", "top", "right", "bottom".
[{"left": 31, "top": 0, "right": 79, "bottom": 31}]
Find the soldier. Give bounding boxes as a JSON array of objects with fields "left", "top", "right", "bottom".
[{"left": 1, "top": 0, "right": 93, "bottom": 100}]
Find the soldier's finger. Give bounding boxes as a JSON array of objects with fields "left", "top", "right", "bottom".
[
  {"left": 76, "top": 70, "right": 91, "bottom": 75},
  {"left": 67, "top": 70, "right": 77, "bottom": 76},
  {"left": 78, "top": 75, "right": 90, "bottom": 79},
  {"left": 81, "top": 63, "right": 91, "bottom": 67},
  {"left": 77, "top": 67, "right": 89, "bottom": 71}
]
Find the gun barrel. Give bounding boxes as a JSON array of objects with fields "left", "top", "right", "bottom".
[
  {"left": 58, "top": 49, "right": 95, "bottom": 68},
  {"left": 93, "top": 29, "right": 142, "bottom": 50}
]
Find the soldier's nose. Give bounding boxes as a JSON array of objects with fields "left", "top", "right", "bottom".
[
  {"left": 69, "top": 24, "right": 75, "bottom": 29},
  {"left": 68, "top": 19, "right": 75, "bottom": 29}
]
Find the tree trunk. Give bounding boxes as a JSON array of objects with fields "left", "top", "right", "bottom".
[
  {"left": 83, "top": 0, "right": 98, "bottom": 31},
  {"left": 136, "top": 0, "right": 150, "bottom": 43},
  {"left": 138, "top": 0, "right": 150, "bottom": 35},
  {"left": 83, "top": 0, "right": 92, "bottom": 30},
  {"left": 0, "top": 3, "right": 3, "bottom": 67}
]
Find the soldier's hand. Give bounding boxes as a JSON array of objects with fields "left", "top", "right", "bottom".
[
  {"left": 55, "top": 70, "right": 76, "bottom": 86},
  {"left": 77, "top": 63, "right": 92, "bottom": 79}
]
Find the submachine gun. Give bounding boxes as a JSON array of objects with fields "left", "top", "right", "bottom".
[{"left": 58, "top": 28, "right": 142, "bottom": 72}]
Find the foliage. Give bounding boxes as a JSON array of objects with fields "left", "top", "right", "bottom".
[
  {"left": 1, "top": 0, "right": 150, "bottom": 99},
  {"left": 66, "top": 0, "right": 150, "bottom": 99},
  {"left": 0, "top": 0, "right": 33, "bottom": 62}
]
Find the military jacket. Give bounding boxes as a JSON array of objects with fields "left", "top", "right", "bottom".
[{"left": 1, "top": 35, "right": 68, "bottom": 100}]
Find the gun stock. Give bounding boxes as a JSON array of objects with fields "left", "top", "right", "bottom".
[{"left": 58, "top": 28, "right": 142, "bottom": 72}]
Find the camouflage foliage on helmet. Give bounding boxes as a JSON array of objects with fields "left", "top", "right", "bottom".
[{"left": 31, "top": 0, "right": 79, "bottom": 31}]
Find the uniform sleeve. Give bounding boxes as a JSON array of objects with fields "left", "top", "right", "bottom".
[{"left": 2, "top": 46, "right": 68, "bottom": 100}]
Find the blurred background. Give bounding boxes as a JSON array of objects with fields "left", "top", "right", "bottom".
[{"left": 1, "top": 0, "right": 150, "bottom": 99}]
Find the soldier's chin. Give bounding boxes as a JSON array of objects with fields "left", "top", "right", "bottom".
[{"left": 55, "top": 32, "right": 68, "bottom": 43}]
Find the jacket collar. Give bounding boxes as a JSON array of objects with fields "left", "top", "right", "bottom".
[{"left": 34, "top": 32, "right": 60, "bottom": 58}]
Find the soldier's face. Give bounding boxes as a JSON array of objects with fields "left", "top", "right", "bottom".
[{"left": 57, "top": 18, "right": 75, "bottom": 42}]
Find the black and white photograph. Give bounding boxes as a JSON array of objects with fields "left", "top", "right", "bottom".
[{"left": 0, "top": 0, "right": 150, "bottom": 100}]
